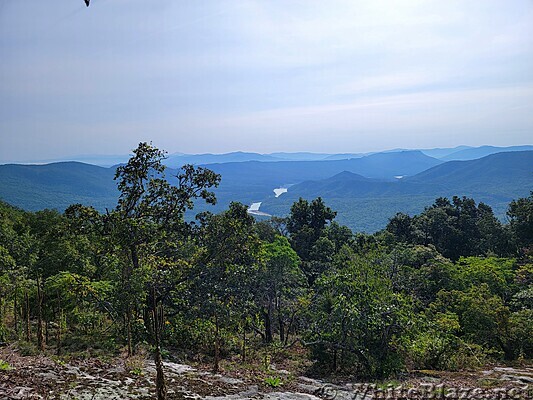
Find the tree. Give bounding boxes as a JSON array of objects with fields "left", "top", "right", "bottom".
[
  {"left": 432, "top": 285, "right": 513, "bottom": 359},
  {"left": 386, "top": 213, "right": 415, "bottom": 243},
  {"left": 0, "top": 202, "right": 35, "bottom": 342},
  {"left": 508, "top": 192, "right": 533, "bottom": 252},
  {"left": 287, "top": 197, "right": 336, "bottom": 239},
  {"left": 324, "top": 221, "right": 353, "bottom": 251},
  {"left": 108, "top": 142, "right": 220, "bottom": 400},
  {"left": 27, "top": 209, "right": 75, "bottom": 351},
  {"left": 0, "top": 245, "right": 16, "bottom": 341},
  {"left": 390, "top": 244, "right": 458, "bottom": 306},
  {"left": 307, "top": 246, "right": 412, "bottom": 377},
  {"left": 190, "top": 202, "right": 262, "bottom": 371},
  {"left": 287, "top": 197, "right": 336, "bottom": 284},
  {"left": 456, "top": 257, "right": 516, "bottom": 301},
  {"left": 256, "top": 236, "right": 305, "bottom": 344},
  {"left": 388, "top": 196, "right": 511, "bottom": 260}
]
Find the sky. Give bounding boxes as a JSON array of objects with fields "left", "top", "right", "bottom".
[{"left": 1, "top": 0, "right": 532, "bottom": 162}]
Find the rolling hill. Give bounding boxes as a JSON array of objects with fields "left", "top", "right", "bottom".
[
  {"left": 408, "top": 151, "right": 533, "bottom": 193},
  {"left": 260, "top": 151, "right": 533, "bottom": 232},
  {"left": 192, "top": 150, "right": 443, "bottom": 213},
  {"left": 165, "top": 151, "right": 282, "bottom": 166},
  {"left": 0, "top": 162, "right": 119, "bottom": 212},
  {"left": 204, "top": 150, "right": 442, "bottom": 185},
  {"left": 440, "top": 145, "right": 533, "bottom": 161},
  {"left": 0, "top": 150, "right": 442, "bottom": 215},
  {"left": 0, "top": 151, "right": 530, "bottom": 232}
]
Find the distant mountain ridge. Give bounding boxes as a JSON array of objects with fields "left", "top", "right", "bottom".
[
  {"left": 0, "top": 151, "right": 442, "bottom": 215},
  {"left": 0, "top": 162, "right": 118, "bottom": 211},
  {"left": 409, "top": 150, "right": 533, "bottom": 187},
  {"left": 203, "top": 150, "right": 442, "bottom": 185},
  {"left": 165, "top": 151, "right": 281, "bottom": 165},
  {"left": 0, "top": 149, "right": 531, "bottom": 233},
  {"left": 260, "top": 151, "right": 533, "bottom": 232},
  {"left": 4, "top": 145, "right": 531, "bottom": 166},
  {"left": 440, "top": 145, "right": 533, "bottom": 161}
]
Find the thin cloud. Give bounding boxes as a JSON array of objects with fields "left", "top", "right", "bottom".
[{"left": 0, "top": 0, "right": 532, "bottom": 161}]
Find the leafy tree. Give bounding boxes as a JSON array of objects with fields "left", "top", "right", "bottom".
[
  {"left": 388, "top": 196, "right": 511, "bottom": 260},
  {"left": 0, "top": 202, "right": 35, "bottom": 341},
  {"left": 508, "top": 192, "right": 533, "bottom": 251},
  {"left": 386, "top": 213, "right": 415, "bottom": 243},
  {"left": 44, "top": 271, "right": 112, "bottom": 353},
  {"left": 0, "top": 245, "right": 16, "bottom": 341},
  {"left": 287, "top": 197, "right": 336, "bottom": 283},
  {"left": 307, "top": 246, "right": 412, "bottom": 377},
  {"left": 456, "top": 257, "right": 517, "bottom": 301},
  {"left": 107, "top": 142, "right": 220, "bottom": 399},
  {"left": 287, "top": 197, "right": 336, "bottom": 239},
  {"left": 27, "top": 210, "right": 72, "bottom": 350},
  {"left": 390, "top": 244, "right": 458, "bottom": 305},
  {"left": 324, "top": 221, "right": 353, "bottom": 251},
  {"left": 190, "top": 202, "right": 261, "bottom": 370},
  {"left": 431, "top": 285, "right": 515, "bottom": 359},
  {"left": 256, "top": 235, "right": 305, "bottom": 344}
]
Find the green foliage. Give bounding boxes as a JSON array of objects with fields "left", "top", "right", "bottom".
[
  {"left": 307, "top": 247, "right": 413, "bottom": 377},
  {"left": 508, "top": 191, "right": 533, "bottom": 250},
  {"left": 263, "top": 375, "right": 283, "bottom": 387},
  {"left": 287, "top": 197, "right": 337, "bottom": 284},
  {"left": 45, "top": 271, "right": 113, "bottom": 335},
  {"left": 429, "top": 285, "right": 517, "bottom": 359},
  {"left": 456, "top": 257, "right": 516, "bottom": 299},
  {"left": 288, "top": 197, "right": 336, "bottom": 257},
  {"left": 257, "top": 236, "right": 305, "bottom": 344},
  {"left": 402, "top": 313, "right": 486, "bottom": 371},
  {"left": 0, "top": 359, "right": 12, "bottom": 371},
  {"left": 17, "top": 341, "right": 39, "bottom": 356},
  {"left": 1, "top": 149, "right": 533, "bottom": 383},
  {"left": 391, "top": 244, "right": 458, "bottom": 305},
  {"left": 506, "top": 309, "right": 533, "bottom": 359},
  {"left": 388, "top": 196, "right": 512, "bottom": 260}
]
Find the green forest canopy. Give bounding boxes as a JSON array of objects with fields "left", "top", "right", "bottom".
[{"left": 0, "top": 143, "right": 531, "bottom": 393}]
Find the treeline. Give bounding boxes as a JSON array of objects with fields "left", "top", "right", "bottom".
[{"left": 0, "top": 143, "right": 531, "bottom": 394}]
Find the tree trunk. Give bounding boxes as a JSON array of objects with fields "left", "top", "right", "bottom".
[
  {"left": 284, "top": 310, "right": 296, "bottom": 346},
  {"left": 264, "top": 302, "right": 273, "bottom": 344},
  {"left": 0, "top": 295, "right": 5, "bottom": 341},
  {"left": 241, "top": 321, "right": 246, "bottom": 364},
  {"left": 126, "top": 308, "right": 133, "bottom": 357},
  {"left": 13, "top": 284, "right": 18, "bottom": 336},
  {"left": 125, "top": 246, "right": 139, "bottom": 357},
  {"left": 152, "top": 288, "right": 167, "bottom": 400},
  {"left": 278, "top": 314, "right": 284, "bottom": 343},
  {"left": 214, "top": 313, "right": 220, "bottom": 373},
  {"left": 45, "top": 320, "right": 49, "bottom": 346},
  {"left": 25, "top": 290, "right": 30, "bottom": 342},
  {"left": 36, "top": 277, "right": 44, "bottom": 351},
  {"left": 57, "top": 299, "right": 63, "bottom": 356}
]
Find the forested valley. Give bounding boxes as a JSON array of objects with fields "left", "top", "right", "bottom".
[{"left": 0, "top": 143, "right": 532, "bottom": 399}]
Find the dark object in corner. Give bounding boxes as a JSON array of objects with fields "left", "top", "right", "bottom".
[{"left": 84, "top": 0, "right": 90, "bottom": 7}]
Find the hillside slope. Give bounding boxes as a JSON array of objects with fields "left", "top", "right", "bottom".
[
  {"left": 441, "top": 145, "right": 533, "bottom": 161},
  {"left": 1, "top": 152, "right": 530, "bottom": 233},
  {"left": 261, "top": 151, "right": 533, "bottom": 232},
  {"left": 408, "top": 151, "right": 533, "bottom": 195},
  {"left": 0, "top": 162, "right": 118, "bottom": 211},
  {"left": 194, "top": 150, "right": 442, "bottom": 213},
  {"left": 165, "top": 151, "right": 281, "bottom": 166},
  {"left": 205, "top": 150, "right": 441, "bottom": 185}
]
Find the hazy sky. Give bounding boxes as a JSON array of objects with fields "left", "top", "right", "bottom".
[{"left": 1, "top": 0, "right": 532, "bottom": 162}]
